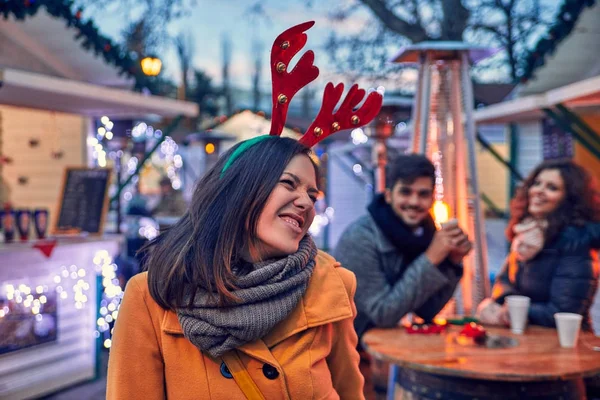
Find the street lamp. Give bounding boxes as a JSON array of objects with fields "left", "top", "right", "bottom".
[{"left": 141, "top": 56, "right": 162, "bottom": 77}]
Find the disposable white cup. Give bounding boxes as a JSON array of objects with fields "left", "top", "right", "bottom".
[
  {"left": 506, "top": 295, "right": 530, "bottom": 334},
  {"left": 554, "top": 313, "right": 583, "bottom": 348}
]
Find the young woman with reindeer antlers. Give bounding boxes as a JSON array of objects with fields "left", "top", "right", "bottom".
[{"left": 106, "top": 21, "right": 383, "bottom": 400}]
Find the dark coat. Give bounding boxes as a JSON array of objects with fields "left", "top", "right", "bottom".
[{"left": 492, "top": 224, "right": 599, "bottom": 329}]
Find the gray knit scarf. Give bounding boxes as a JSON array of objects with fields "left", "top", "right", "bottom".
[{"left": 177, "top": 236, "right": 317, "bottom": 358}]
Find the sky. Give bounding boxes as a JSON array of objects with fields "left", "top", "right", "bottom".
[
  {"left": 86, "top": 0, "right": 562, "bottom": 92},
  {"left": 87, "top": 0, "right": 372, "bottom": 90}
]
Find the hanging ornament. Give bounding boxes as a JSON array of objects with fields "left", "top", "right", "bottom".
[
  {"left": 29, "top": 138, "right": 40, "bottom": 148},
  {"left": 75, "top": 9, "right": 82, "bottom": 20}
]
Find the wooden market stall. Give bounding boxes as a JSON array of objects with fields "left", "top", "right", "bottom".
[
  {"left": 474, "top": 73, "right": 600, "bottom": 183},
  {"left": 0, "top": 5, "right": 197, "bottom": 399}
]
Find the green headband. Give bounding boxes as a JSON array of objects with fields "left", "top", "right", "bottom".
[{"left": 220, "top": 135, "right": 273, "bottom": 178}]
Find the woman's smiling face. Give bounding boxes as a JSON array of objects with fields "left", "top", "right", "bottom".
[
  {"left": 528, "top": 169, "right": 566, "bottom": 219},
  {"left": 253, "top": 154, "right": 318, "bottom": 260}
]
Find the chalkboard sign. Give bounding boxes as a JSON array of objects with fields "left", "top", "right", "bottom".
[{"left": 53, "top": 167, "right": 111, "bottom": 235}]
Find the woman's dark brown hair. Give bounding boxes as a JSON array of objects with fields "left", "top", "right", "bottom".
[
  {"left": 142, "top": 136, "right": 317, "bottom": 309},
  {"left": 507, "top": 159, "right": 600, "bottom": 242}
]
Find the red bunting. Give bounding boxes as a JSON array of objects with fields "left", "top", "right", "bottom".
[{"left": 33, "top": 239, "right": 58, "bottom": 258}]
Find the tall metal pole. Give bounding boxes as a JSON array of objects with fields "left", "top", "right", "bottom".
[
  {"left": 460, "top": 52, "right": 491, "bottom": 307},
  {"left": 114, "top": 152, "right": 122, "bottom": 234},
  {"left": 373, "top": 139, "right": 387, "bottom": 193},
  {"left": 410, "top": 58, "right": 425, "bottom": 153},
  {"left": 450, "top": 61, "right": 471, "bottom": 314},
  {"left": 418, "top": 53, "right": 433, "bottom": 154},
  {"left": 509, "top": 123, "right": 520, "bottom": 200}
]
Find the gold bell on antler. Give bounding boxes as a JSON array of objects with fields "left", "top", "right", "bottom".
[
  {"left": 331, "top": 122, "right": 340, "bottom": 132},
  {"left": 351, "top": 115, "right": 360, "bottom": 125},
  {"left": 281, "top": 41, "right": 290, "bottom": 50},
  {"left": 278, "top": 94, "right": 288, "bottom": 104},
  {"left": 276, "top": 62, "right": 286, "bottom": 73},
  {"left": 313, "top": 127, "right": 323, "bottom": 137}
]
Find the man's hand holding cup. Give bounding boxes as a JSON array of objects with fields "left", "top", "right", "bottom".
[
  {"left": 425, "top": 218, "right": 472, "bottom": 266},
  {"left": 425, "top": 219, "right": 468, "bottom": 265}
]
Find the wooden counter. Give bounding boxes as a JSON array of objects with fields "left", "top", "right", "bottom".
[
  {"left": 363, "top": 325, "right": 600, "bottom": 381},
  {"left": 363, "top": 325, "right": 600, "bottom": 400}
]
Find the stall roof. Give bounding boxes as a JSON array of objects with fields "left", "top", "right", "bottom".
[
  {"left": 390, "top": 41, "right": 497, "bottom": 64},
  {"left": 214, "top": 110, "right": 300, "bottom": 142},
  {"left": 0, "top": 8, "right": 134, "bottom": 87},
  {"left": 0, "top": 68, "right": 198, "bottom": 118},
  {"left": 474, "top": 74, "right": 600, "bottom": 124},
  {"left": 517, "top": 1, "right": 600, "bottom": 95}
]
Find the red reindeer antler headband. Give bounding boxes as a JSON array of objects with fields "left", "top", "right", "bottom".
[{"left": 221, "top": 21, "right": 383, "bottom": 176}]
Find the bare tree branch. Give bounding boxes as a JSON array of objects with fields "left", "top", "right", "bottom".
[
  {"left": 174, "top": 32, "right": 194, "bottom": 98},
  {"left": 409, "top": 0, "right": 423, "bottom": 28},
  {"left": 439, "top": 0, "right": 470, "bottom": 40},
  {"left": 357, "top": 0, "right": 431, "bottom": 42}
]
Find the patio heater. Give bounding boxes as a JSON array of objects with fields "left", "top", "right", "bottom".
[{"left": 392, "top": 42, "right": 494, "bottom": 314}]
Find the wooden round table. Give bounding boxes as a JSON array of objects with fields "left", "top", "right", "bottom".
[{"left": 363, "top": 325, "right": 600, "bottom": 400}]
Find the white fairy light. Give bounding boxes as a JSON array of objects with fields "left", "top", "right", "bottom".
[{"left": 351, "top": 128, "right": 368, "bottom": 145}]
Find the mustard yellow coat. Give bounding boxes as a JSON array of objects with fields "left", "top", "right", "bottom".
[{"left": 106, "top": 251, "right": 365, "bottom": 399}]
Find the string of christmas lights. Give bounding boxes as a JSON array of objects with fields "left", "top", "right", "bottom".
[{"left": 1, "top": 249, "right": 123, "bottom": 350}]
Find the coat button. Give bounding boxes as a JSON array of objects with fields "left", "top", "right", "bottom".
[
  {"left": 220, "top": 362, "right": 233, "bottom": 379},
  {"left": 262, "top": 363, "right": 279, "bottom": 380}
]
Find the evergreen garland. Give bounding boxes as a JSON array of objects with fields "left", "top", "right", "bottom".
[
  {"left": 0, "top": 0, "right": 150, "bottom": 90},
  {"left": 519, "top": 0, "right": 596, "bottom": 84}
]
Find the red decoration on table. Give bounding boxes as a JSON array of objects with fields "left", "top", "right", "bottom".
[
  {"left": 32, "top": 239, "right": 57, "bottom": 258},
  {"left": 406, "top": 322, "right": 447, "bottom": 335},
  {"left": 460, "top": 322, "right": 487, "bottom": 342}
]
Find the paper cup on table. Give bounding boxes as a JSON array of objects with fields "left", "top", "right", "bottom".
[
  {"left": 554, "top": 313, "right": 582, "bottom": 348},
  {"left": 506, "top": 295, "right": 530, "bottom": 334}
]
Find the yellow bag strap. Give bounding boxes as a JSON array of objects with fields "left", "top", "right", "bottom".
[{"left": 222, "top": 351, "right": 266, "bottom": 400}]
